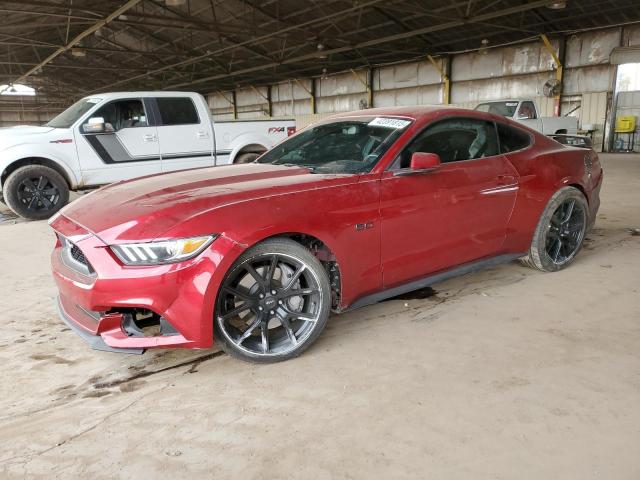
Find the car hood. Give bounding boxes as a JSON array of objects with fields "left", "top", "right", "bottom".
[
  {"left": 57, "top": 163, "right": 351, "bottom": 244},
  {"left": 0, "top": 125, "right": 57, "bottom": 149}
]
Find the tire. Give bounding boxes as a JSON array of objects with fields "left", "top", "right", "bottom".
[
  {"left": 234, "top": 152, "right": 261, "bottom": 164},
  {"left": 4, "top": 165, "right": 69, "bottom": 220},
  {"left": 521, "top": 186, "right": 588, "bottom": 272},
  {"left": 214, "top": 238, "right": 331, "bottom": 363}
]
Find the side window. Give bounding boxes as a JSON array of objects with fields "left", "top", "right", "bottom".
[
  {"left": 397, "top": 117, "right": 499, "bottom": 168},
  {"left": 89, "top": 99, "right": 147, "bottom": 131},
  {"left": 517, "top": 101, "right": 537, "bottom": 120},
  {"left": 156, "top": 97, "right": 199, "bottom": 126},
  {"left": 497, "top": 123, "right": 532, "bottom": 153}
]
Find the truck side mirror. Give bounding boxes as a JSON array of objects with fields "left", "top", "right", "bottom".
[{"left": 82, "top": 117, "right": 107, "bottom": 134}]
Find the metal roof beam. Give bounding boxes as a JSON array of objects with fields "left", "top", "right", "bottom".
[
  {"left": 6, "top": 0, "right": 142, "bottom": 87},
  {"left": 166, "top": 0, "right": 558, "bottom": 90}
]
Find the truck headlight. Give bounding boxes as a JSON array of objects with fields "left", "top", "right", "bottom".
[{"left": 110, "top": 235, "right": 216, "bottom": 266}]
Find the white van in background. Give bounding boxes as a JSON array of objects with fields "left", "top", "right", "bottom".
[{"left": 0, "top": 91, "right": 295, "bottom": 219}]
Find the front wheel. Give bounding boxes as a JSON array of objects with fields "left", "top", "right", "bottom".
[
  {"left": 214, "top": 238, "right": 331, "bottom": 363},
  {"left": 521, "top": 186, "right": 588, "bottom": 272},
  {"left": 3, "top": 165, "right": 69, "bottom": 220}
]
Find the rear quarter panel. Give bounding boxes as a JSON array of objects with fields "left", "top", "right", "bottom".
[{"left": 502, "top": 136, "right": 596, "bottom": 252}]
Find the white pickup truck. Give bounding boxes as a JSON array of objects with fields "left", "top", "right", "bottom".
[
  {"left": 474, "top": 99, "right": 578, "bottom": 135},
  {"left": 0, "top": 91, "right": 295, "bottom": 219}
]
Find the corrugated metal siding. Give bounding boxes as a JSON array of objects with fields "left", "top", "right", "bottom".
[
  {"left": 0, "top": 110, "right": 52, "bottom": 126},
  {"left": 582, "top": 92, "right": 609, "bottom": 151}
]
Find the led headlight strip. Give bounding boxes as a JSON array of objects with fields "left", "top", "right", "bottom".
[{"left": 111, "top": 235, "right": 217, "bottom": 266}]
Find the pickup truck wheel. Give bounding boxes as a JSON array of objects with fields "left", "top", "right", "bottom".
[
  {"left": 234, "top": 152, "right": 260, "bottom": 164},
  {"left": 4, "top": 165, "right": 69, "bottom": 220},
  {"left": 521, "top": 187, "right": 588, "bottom": 272},
  {"left": 214, "top": 238, "right": 331, "bottom": 363}
]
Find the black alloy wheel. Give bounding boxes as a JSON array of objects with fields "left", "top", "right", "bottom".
[
  {"left": 215, "top": 238, "right": 331, "bottom": 363},
  {"left": 545, "top": 198, "right": 587, "bottom": 265},
  {"left": 16, "top": 175, "right": 61, "bottom": 214},
  {"left": 521, "top": 186, "right": 588, "bottom": 272},
  {"left": 4, "top": 165, "right": 69, "bottom": 220}
]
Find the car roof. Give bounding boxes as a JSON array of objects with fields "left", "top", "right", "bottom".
[
  {"left": 82, "top": 91, "right": 199, "bottom": 100},
  {"left": 328, "top": 105, "right": 503, "bottom": 122}
]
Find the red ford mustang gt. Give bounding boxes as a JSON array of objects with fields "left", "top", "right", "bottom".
[{"left": 49, "top": 107, "right": 602, "bottom": 362}]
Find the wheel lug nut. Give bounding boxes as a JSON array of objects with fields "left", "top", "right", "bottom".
[
  {"left": 258, "top": 306, "right": 263, "bottom": 311},
  {"left": 259, "top": 294, "right": 264, "bottom": 299},
  {"left": 278, "top": 300, "right": 283, "bottom": 305},
  {"left": 271, "top": 290, "right": 276, "bottom": 295},
  {"left": 269, "top": 310, "right": 274, "bottom": 315}
]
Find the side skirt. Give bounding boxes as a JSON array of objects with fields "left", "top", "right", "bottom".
[{"left": 343, "top": 253, "right": 524, "bottom": 312}]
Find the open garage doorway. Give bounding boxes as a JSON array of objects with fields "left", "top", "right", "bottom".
[{"left": 610, "top": 46, "right": 640, "bottom": 152}]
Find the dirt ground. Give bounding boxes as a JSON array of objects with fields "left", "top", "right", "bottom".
[{"left": 0, "top": 153, "right": 638, "bottom": 480}]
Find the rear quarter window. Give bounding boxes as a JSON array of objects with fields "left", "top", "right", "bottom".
[
  {"left": 155, "top": 97, "right": 200, "bottom": 126},
  {"left": 497, "top": 122, "right": 532, "bottom": 153}
]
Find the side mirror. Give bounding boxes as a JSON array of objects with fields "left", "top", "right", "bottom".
[
  {"left": 82, "top": 117, "right": 106, "bottom": 134},
  {"left": 410, "top": 152, "right": 441, "bottom": 171}
]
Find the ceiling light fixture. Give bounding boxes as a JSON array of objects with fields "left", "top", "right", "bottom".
[
  {"left": 479, "top": 38, "right": 490, "bottom": 55},
  {"left": 317, "top": 43, "right": 328, "bottom": 59},
  {"left": 546, "top": 1, "right": 567, "bottom": 9}
]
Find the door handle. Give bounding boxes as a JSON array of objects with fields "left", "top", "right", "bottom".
[
  {"left": 143, "top": 134, "right": 157, "bottom": 142},
  {"left": 196, "top": 131, "right": 209, "bottom": 139},
  {"left": 497, "top": 174, "right": 516, "bottom": 185}
]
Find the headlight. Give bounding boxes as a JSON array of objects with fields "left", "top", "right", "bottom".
[{"left": 110, "top": 235, "right": 216, "bottom": 266}]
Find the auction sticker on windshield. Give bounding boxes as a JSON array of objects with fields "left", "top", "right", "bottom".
[{"left": 368, "top": 117, "right": 411, "bottom": 129}]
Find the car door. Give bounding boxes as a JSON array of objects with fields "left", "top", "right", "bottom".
[
  {"left": 74, "top": 98, "right": 161, "bottom": 186},
  {"left": 154, "top": 96, "right": 215, "bottom": 172},
  {"left": 379, "top": 117, "right": 519, "bottom": 288}
]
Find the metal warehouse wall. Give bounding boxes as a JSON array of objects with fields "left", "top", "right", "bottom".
[
  {"left": 208, "top": 24, "right": 640, "bottom": 152},
  {"left": 0, "top": 108, "right": 56, "bottom": 127},
  {"left": 3, "top": 23, "right": 639, "bottom": 150}
]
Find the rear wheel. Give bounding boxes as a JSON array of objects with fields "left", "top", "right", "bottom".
[
  {"left": 3, "top": 165, "right": 69, "bottom": 220},
  {"left": 214, "top": 238, "right": 331, "bottom": 363},
  {"left": 521, "top": 187, "right": 588, "bottom": 272},
  {"left": 234, "top": 152, "right": 261, "bottom": 164}
]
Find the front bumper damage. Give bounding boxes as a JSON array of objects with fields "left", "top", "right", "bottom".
[
  {"left": 56, "top": 296, "right": 144, "bottom": 354},
  {"left": 49, "top": 213, "right": 242, "bottom": 354}
]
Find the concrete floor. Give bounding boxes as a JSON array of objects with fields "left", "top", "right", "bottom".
[{"left": 0, "top": 154, "right": 638, "bottom": 479}]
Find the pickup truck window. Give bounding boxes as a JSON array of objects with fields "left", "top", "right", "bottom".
[
  {"left": 258, "top": 117, "right": 411, "bottom": 174},
  {"left": 475, "top": 101, "right": 519, "bottom": 117},
  {"left": 517, "top": 101, "right": 537, "bottom": 120},
  {"left": 496, "top": 122, "right": 531, "bottom": 153},
  {"left": 396, "top": 118, "right": 499, "bottom": 167},
  {"left": 88, "top": 99, "right": 148, "bottom": 131},
  {"left": 155, "top": 97, "right": 199, "bottom": 126},
  {"left": 45, "top": 98, "right": 101, "bottom": 128}
]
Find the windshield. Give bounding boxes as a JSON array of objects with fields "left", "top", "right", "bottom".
[
  {"left": 257, "top": 117, "right": 412, "bottom": 174},
  {"left": 45, "top": 97, "right": 101, "bottom": 128},
  {"left": 475, "top": 101, "right": 519, "bottom": 117}
]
